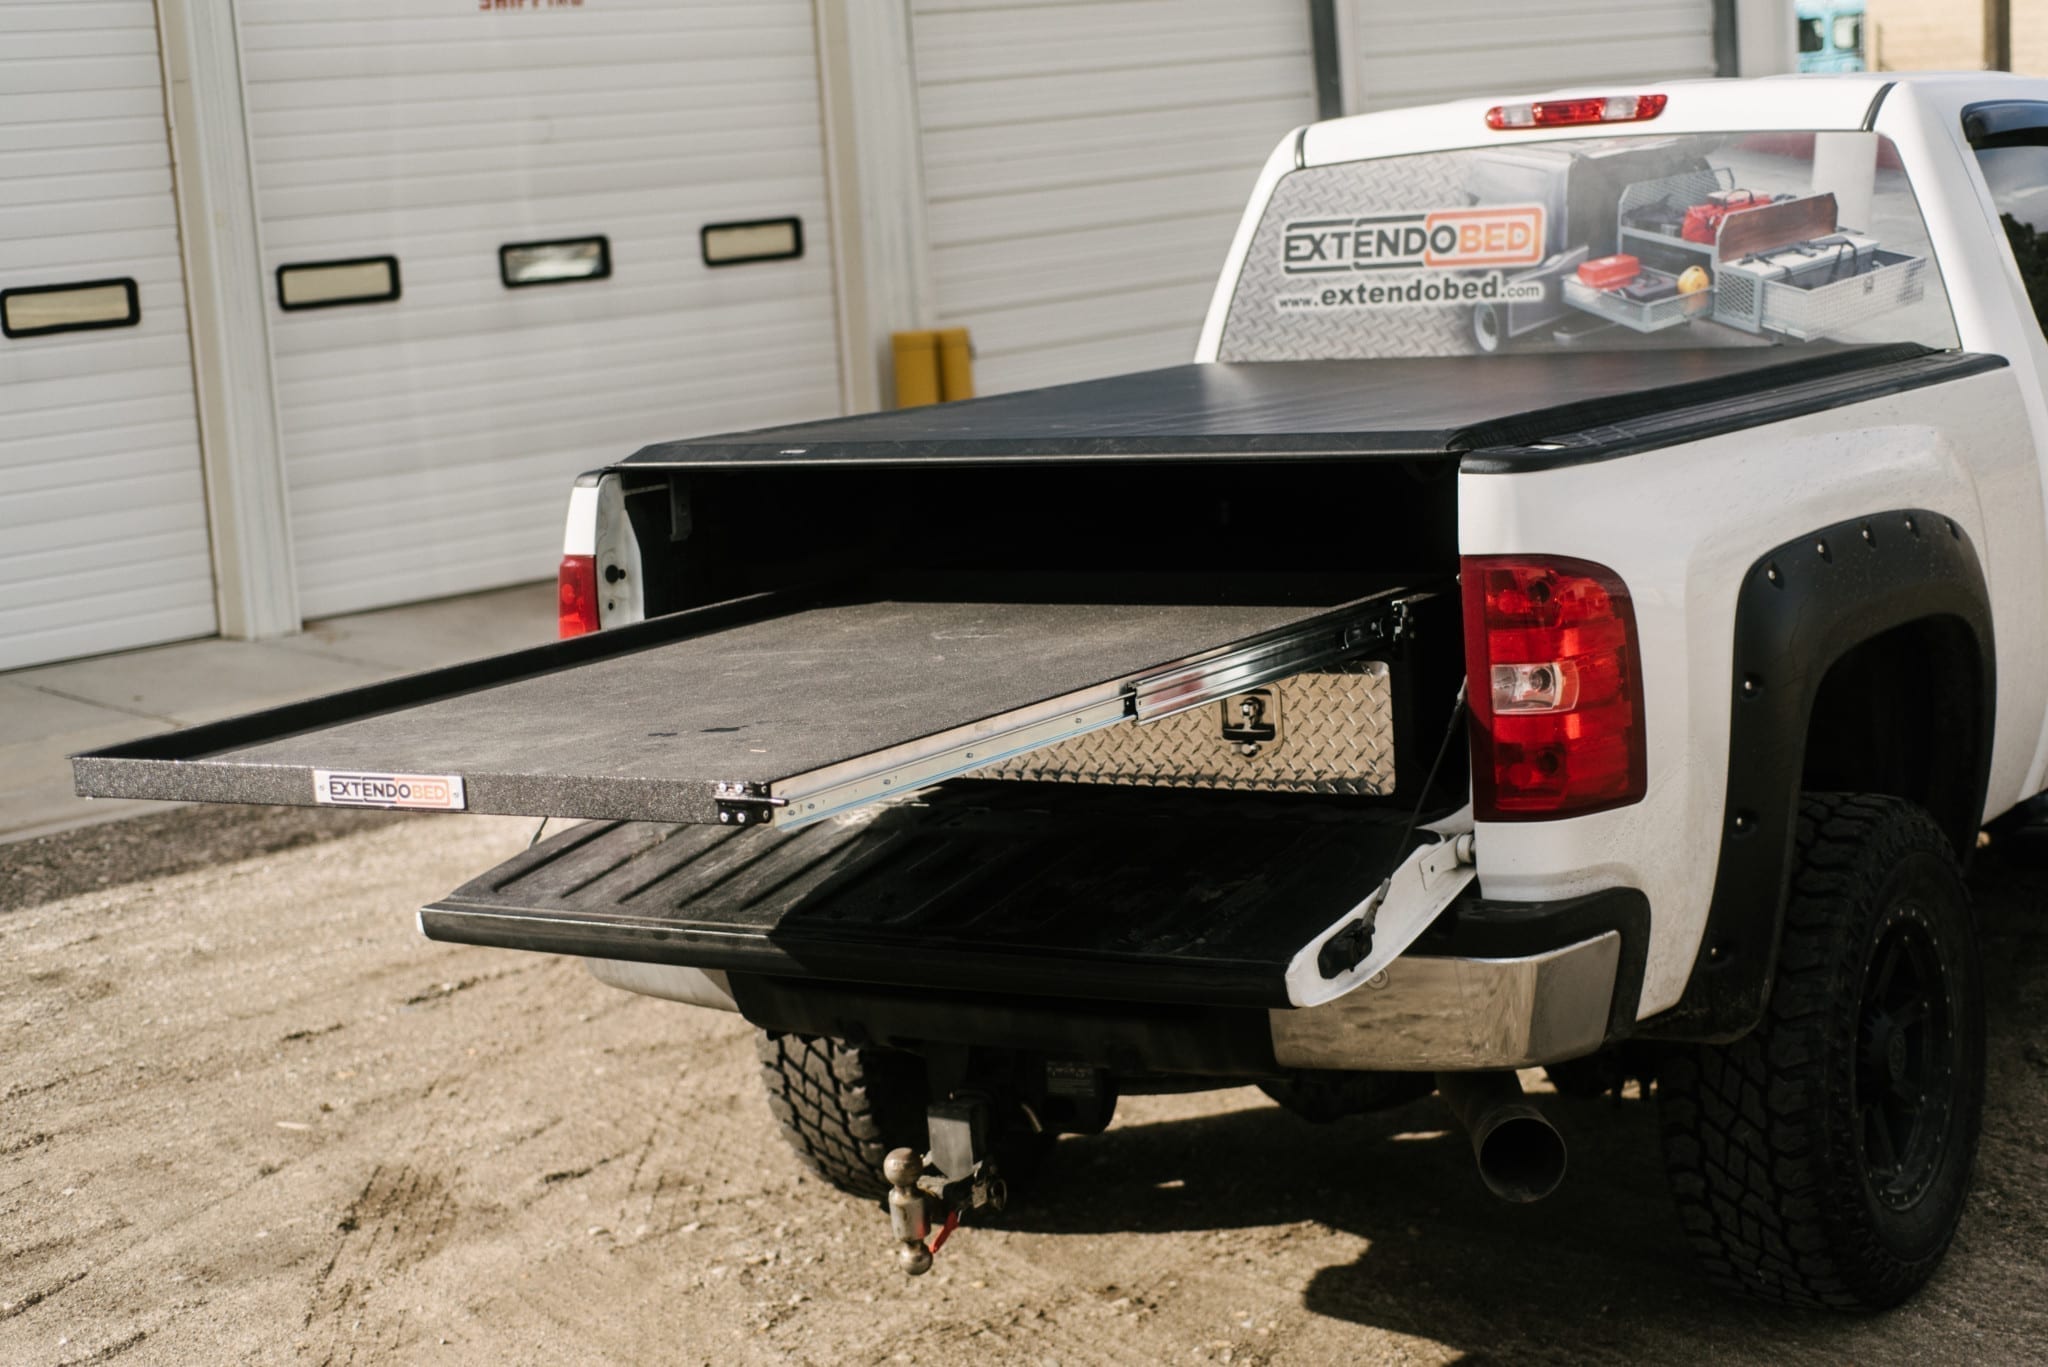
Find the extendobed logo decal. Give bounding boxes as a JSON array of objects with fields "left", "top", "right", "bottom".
[
  {"left": 1277, "top": 204, "right": 1547, "bottom": 311},
  {"left": 313, "top": 770, "right": 467, "bottom": 811}
]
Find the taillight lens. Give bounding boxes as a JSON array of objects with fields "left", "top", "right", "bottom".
[
  {"left": 1462, "top": 555, "right": 1646, "bottom": 820},
  {"left": 558, "top": 553, "right": 600, "bottom": 638},
  {"left": 1486, "top": 93, "right": 1667, "bottom": 130}
]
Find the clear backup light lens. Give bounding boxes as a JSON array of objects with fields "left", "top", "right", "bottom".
[
  {"left": 1462, "top": 556, "right": 1647, "bottom": 819},
  {"left": 1486, "top": 103, "right": 1536, "bottom": 129},
  {"left": 1491, "top": 660, "right": 1581, "bottom": 713}
]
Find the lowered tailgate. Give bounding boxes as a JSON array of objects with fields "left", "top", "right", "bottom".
[{"left": 72, "top": 583, "right": 1420, "bottom": 830}]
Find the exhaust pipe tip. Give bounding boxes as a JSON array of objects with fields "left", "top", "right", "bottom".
[
  {"left": 1470, "top": 1106, "right": 1568, "bottom": 1203},
  {"left": 1435, "top": 1071, "right": 1568, "bottom": 1204}
]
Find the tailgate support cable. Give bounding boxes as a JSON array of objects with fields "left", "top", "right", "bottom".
[{"left": 1334, "top": 680, "right": 1470, "bottom": 969}]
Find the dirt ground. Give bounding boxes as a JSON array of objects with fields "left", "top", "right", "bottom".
[{"left": 3, "top": 811, "right": 2044, "bottom": 1366}]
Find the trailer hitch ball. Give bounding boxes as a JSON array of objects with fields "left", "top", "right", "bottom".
[{"left": 884, "top": 1147, "right": 934, "bottom": 1275}]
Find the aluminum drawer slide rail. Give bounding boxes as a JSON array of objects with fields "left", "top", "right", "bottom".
[{"left": 757, "top": 594, "right": 1412, "bottom": 830}]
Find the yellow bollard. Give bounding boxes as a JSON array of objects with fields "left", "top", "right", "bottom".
[
  {"left": 891, "top": 331, "right": 940, "bottom": 408},
  {"left": 935, "top": 327, "right": 974, "bottom": 402}
]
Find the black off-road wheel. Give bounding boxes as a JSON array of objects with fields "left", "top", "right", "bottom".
[
  {"left": 1659, "top": 793, "right": 1984, "bottom": 1310},
  {"left": 755, "top": 1031, "right": 932, "bottom": 1199}
]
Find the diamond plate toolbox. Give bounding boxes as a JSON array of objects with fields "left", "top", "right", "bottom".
[{"left": 973, "top": 661, "right": 1395, "bottom": 795}]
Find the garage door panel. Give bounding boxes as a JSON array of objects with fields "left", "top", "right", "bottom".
[
  {"left": 239, "top": 0, "right": 843, "bottom": 617},
  {"left": 916, "top": 23, "right": 1318, "bottom": 80},
  {"left": 282, "top": 373, "right": 840, "bottom": 488},
  {"left": 264, "top": 271, "right": 834, "bottom": 361},
  {"left": 272, "top": 309, "right": 831, "bottom": 395},
  {"left": 925, "top": 116, "right": 1296, "bottom": 200},
  {"left": 0, "top": 87, "right": 165, "bottom": 127},
  {"left": 244, "top": 30, "right": 817, "bottom": 83},
  {"left": 973, "top": 329, "right": 1198, "bottom": 397},
  {"left": 0, "top": 114, "right": 169, "bottom": 156},
  {"left": 1351, "top": 0, "right": 1717, "bottom": 111},
  {"left": 914, "top": 1, "right": 1315, "bottom": 396},
  {"left": 243, "top": 50, "right": 823, "bottom": 115},
  {"left": 0, "top": 53, "right": 167, "bottom": 97},
  {"left": 254, "top": 119, "right": 827, "bottom": 191},
  {"left": 926, "top": 165, "right": 1279, "bottom": 246},
  {"left": 3, "top": 26, "right": 161, "bottom": 59},
  {"left": 918, "top": 54, "right": 1315, "bottom": 129},
  {"left": 256, "top": 152, "right": 819, "bottom": 223},
  {"left": 936, "top": 227, "right": 1241, "bottom": 318},
  {"left": 254, "top": 170, "right": 828, "bottom": 244},
  {"left": 0, "top": 142, "right": 177, "bottom": 180},
  {"left": 0, "top": 0, "right": 216, "bottom": 668},
  {"left": 0, "top": 598, "right": 218, "bottom": 674},
  {"left": 279, "top": 343, "right": 841, "bottom": 457},
  {"left": 7, "top": 166, "right": 176, "bottom": 209},
  {"left": 0, "top": 194, "right": 178, "bottom": 241}
]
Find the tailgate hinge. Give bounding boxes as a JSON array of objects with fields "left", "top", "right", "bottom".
[{"left": 714, "top": 781, "right": 787, "bottom": 827}]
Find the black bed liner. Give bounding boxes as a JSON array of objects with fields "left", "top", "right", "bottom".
[
  {"left": 623, "top": 343, "right": 1968, "bottom": 468},
  {"left": 421, "top": 783, "right": 1414, "bottom": 1007}
]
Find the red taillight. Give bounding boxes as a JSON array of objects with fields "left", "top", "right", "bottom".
[
  {"left": 558, "top": 553, "right": 599, "bottom": 639},
  {"left": 1486, "top": 93, "right": 1667, "bottom": 131},
  {"left": 1461, "top": 555, "right": 1646, "bottom": 820}
]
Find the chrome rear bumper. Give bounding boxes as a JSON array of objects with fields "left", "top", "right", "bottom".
[{"left": 1267, "top": 931, "right": 1622, "bottom": 1070}]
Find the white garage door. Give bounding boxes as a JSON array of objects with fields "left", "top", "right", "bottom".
[
  {"left": 236, "top": 0, "right": 844, "bottom": 619},
  {"left": 912, "top": 0, "right": 1320, "bottom": 395},
  {"left": 0, "top": 2, "right": 217, "bottom": 670},
  {"left": 1349, "top": 0, "right": 1720, "bottom": 113}
]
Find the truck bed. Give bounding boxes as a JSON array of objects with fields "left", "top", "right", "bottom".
[{"left": 622, "top": 344, "right": 1977, "bottom": 468}]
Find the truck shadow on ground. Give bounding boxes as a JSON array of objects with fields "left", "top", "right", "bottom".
[{"left": 1002, "top": 859, "right": 2048, "bottom": 1363}]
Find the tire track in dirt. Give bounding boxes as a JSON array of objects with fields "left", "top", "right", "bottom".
[{"left": 302, "top": 1162, "right": 459, "bottom": 1365}]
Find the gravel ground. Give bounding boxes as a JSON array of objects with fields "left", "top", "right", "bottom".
[{"left": 3, "top": 810, "right": 2044, "bottom": 1366}]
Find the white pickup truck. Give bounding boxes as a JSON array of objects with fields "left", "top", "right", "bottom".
[{"left": 78, "top": 73, "right": 2048, "bottom": 1310}]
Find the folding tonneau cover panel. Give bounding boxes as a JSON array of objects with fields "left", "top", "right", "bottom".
[
  {"left": 619, "top": 347, "right": 1937, "bottom": 468},
  {"left": 73, "top": 584, "right": 1421, "bottom": 829}
]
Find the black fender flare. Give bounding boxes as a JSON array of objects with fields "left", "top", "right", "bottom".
[{"left": 1640, "top": 509, "right": 1995, "bottom": 1042}]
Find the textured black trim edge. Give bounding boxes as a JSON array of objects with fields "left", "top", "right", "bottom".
[
  {"left": 275, "top": 255, "right": 402, "bottom": 312},
  {"left": 1460, "top": 351, "right": 2007, "bottom": 474},
  {"left": 0, "top": 277, "right": 141, "bottom": 339},
  {"left": 700, "top": 216, "right": 803, "bottom": 268},
  {"left": 1414, "top": 885, "right": 1651, "bottom": 1043},
  {"left": 1862, "top": 80, "right": 1896, "bottom": 131},
  {"left": 1638, "top": 509, "right": 1995, "bottom": 1042},
  {"left": 420, "top": 895, "right": 1301, "bottom": 1009},
  {"left": 498, "top": 235, "right": 612, "bottom": 289}
]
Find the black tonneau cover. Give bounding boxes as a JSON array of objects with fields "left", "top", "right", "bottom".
[{"left": 624, "top": 344, "right": 1954, "bottom": 468}]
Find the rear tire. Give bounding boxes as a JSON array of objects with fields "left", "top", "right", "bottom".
[
  {"left": 754, "top": 1031, "right": 1059, "bottom": 1201},
  {"left": 755, "top": 1031, "right": 931, "bottom": 1199},
  {"left": 1658, "top": 793, "right": 1984, "bottom": 1309}
]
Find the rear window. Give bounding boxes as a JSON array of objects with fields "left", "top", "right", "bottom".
[{"left": 1217, "top": 131, "right": 1957, "bottom": 361}]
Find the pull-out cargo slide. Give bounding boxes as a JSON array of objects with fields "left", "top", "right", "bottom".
[{"left": 72, "top": 577, "right": 1461, "bottom": 1009}]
